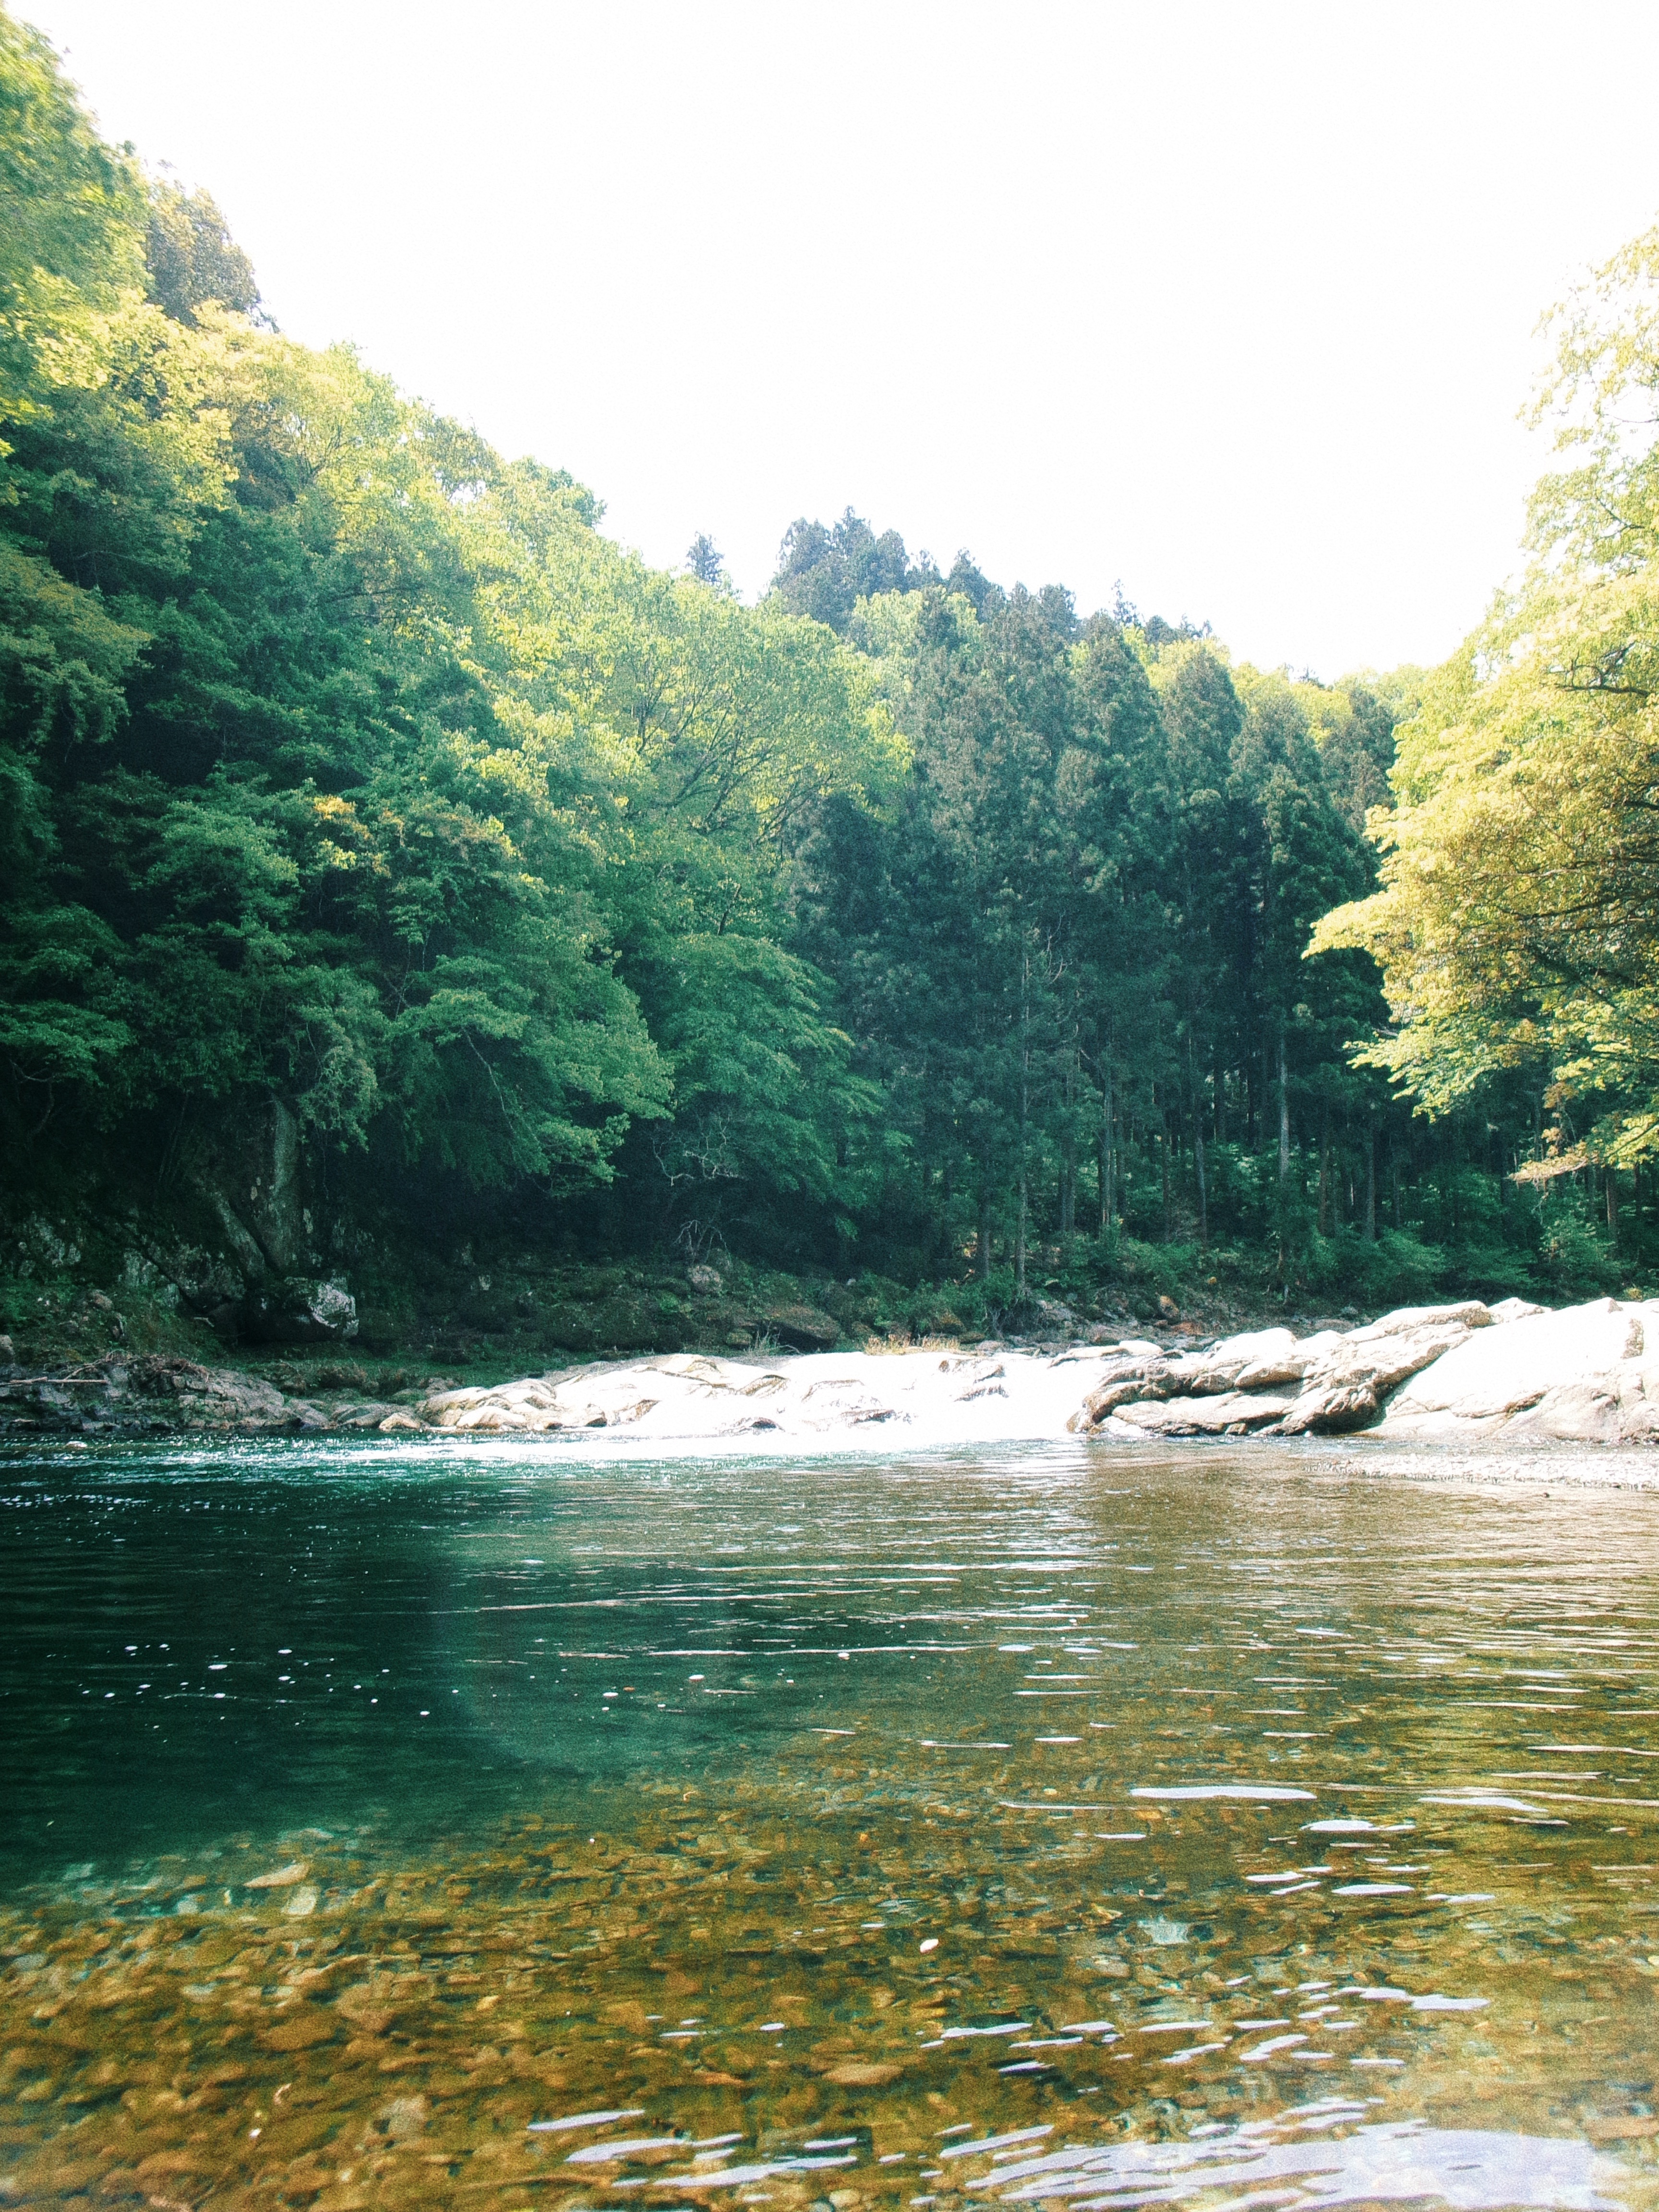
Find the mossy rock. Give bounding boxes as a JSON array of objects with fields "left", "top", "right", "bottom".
[{"left": 765, "top": 1302, "right": 840, "bottom": 1351}]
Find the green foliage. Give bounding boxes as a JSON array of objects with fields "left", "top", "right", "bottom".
[
  {"left": 1532, "top": 1195, "right": 1622, "bottom": 1300},
  {"left": 0, "top": 15, "right": 892, "bottom": 1252},
  {"left": 1301, "top": 1226, "right": 1446, "bottom": 1307},
  {"left": 1315, "top": 223, "right": 1659, "bottom": 1177},
  {"left": 0, "top": 7, "right": 143, "bottom": 454},
  {"left": 144, "top": 177, "right": 259, "bottom": 325},
  {"left": 771, "top": 508, "right": 936, "bottom": 632},
  {"left": 1112, "top": 1236, "right": 1202, "bottom": 1304}
]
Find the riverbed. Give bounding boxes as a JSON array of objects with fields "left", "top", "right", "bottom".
[{"left": 2, "top": 1435, "right": 1658, "bottom": 2209}]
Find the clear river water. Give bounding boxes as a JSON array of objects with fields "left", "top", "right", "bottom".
[{"left": 3, "top": 1433, "right": 1659, "bottom": 2212}]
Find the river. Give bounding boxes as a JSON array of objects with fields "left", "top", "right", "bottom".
[{"left": 2, "top": 1433, "right": 1657, "bottom": 2209}]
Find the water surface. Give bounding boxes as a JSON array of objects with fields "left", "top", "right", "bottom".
[{"left": 3, "top": 1435, "right": 1658, "bottom": 2209}]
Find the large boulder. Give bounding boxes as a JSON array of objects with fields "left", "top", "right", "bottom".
[
  {"left": 1109, "top": 1389, "right": 1298, "bottom": 1436},
  {"left": 1172, "top": 1325, "right": 1353, "bottom": 1394},
  {"left": 1178, "top": 1326, "right": 1300, "bottom": 1390},
  {"left": 1518, "top": 1376, "right": 1625, "bottom": 1445},
  {"left": 1349, "top": 1299, "right": 1496, "bottom": 1336},
  {"left": 1286, "top": 1301, "right": 1494, "bottom": 1423},
  {"left": 1277, "top": 1380, "right": 1382, "bottom": 1435},
  {"left": 240, "top": 1275, "right": 359, "bottom": 1345},
  {"left": 1070, "top": 1355, "right": 1182, "bottom": 1429},
  {"left": 420, "top": 1379, "right": 567, "bottom": 1431},
  {"left": 766, "top": 1303, "right": 841, "bottom": 1352},
  {"left": 1382, "top": 1298, "right": 1641, "bottom": 1433},
  {"left": 1057, "top": 1296, "right": 1646, "bottom": 1441},
  {"left": 1489, "top": 1296, "right": 1547, "bottom": 1323},
  {"left": 1233, "top": 1330, "right": 1344, "bottom": 1389},
  {"left": 1069, "top": 1305, "right": 1494, "bottom": 1437}
]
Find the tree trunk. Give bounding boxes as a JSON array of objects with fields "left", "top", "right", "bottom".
[
  {"left": 1161, "top": 1110, "right": 1172, "bottom": 1241},
  {"left": 1099, "top": 1057, "right": 1114, "bottom": 1237},
  {"left": 1365, "top": 1120, "right": 1377, "bottom": 1241},
  {"left": 1059, "top": 1041, "right": 1078, "bottom": 1240},
  {"left": 1607, "top": 1166, "right": 1622, "bottom": 1254},
  {"left": 1015, "top": 946, "right": 1031, "bottom": 1298},
  {"left": 977, "top": 1175, "right": 992, "bottom": 1281},
  {"left": 1187, "top": 1031, "right": 1208, "bottom": 1248},
  {"left": 1277, "top": 1022, "right": 1291, "bottom": 1185},
  {"left": 1317, "top": 1098, "right": 1331, "bottom": 1236}
]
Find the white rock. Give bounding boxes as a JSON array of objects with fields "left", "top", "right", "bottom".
[
  {"left": 1210, "top": 1326, "right": 1300, "bottom": 1366},
  {"left": 1170, "top": 1327, "right": 1298, "bottom": 1393},
  {"left": 1309, "top": 1321, "right": 1479, "bottom": 1400},
  {"left": 1344, "top": 1299, "right": 1495, "bottom": 1341},
  {"left": 1277, "top": 1380, "right": 1382, "bottom": 1435},
  {"left": 1111, "top": 1391, "right": 1297, "bottom": 1435},
  {"left": 1382, "top": 1298, "right": 1640, "bottom": 1431},
  {"left": 393, "top": 1303, "right": 1659, "bottom": 1453},
  {"left": 1514, "top": 1376, "right": 1624, "bottom": 1445},
  {"left": 410, "top": 1347, "right": 1130, "bottom": 1448},
  {"left": 1235, "top": 1330, "right": 1345, "bottom": 1390},
  {"left": 1488, "top": 1296, "right": 1547, "bottom": 1323}
]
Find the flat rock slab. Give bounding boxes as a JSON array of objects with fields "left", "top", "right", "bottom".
[
  {"left": 418, "top": 1348, "right": 1145, "bottom": 1447},
  {"left": 1382, "top": 1298, "right": 1655, "bottom": 1434},
  {"left": 1108, "top": 1390, "right": 1297, "bottom": 1436}
]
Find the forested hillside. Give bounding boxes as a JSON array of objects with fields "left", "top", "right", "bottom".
[{"left": 0, "top": 6, "right": 1644, "bottom": 1363}]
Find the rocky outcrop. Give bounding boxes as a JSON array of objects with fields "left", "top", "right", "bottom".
[
  {"left": 1068, "top": 1301, "right": 1498, "bottom": 1438},
  {"left": 240, "top": 1275, "right": 359, "bottom": 1344},
  {"left": 417, "top": 1313, "right": 1647, "bottom": 1449},
  {"left": 1070, "top": 1295, "right": 1659, "bottom": 1446},
  {"left": 416, "top": 1355, "right": 898, "bottom": 1437},
  {"left": 1109, "top": 1388, "right": 1299, "bottom": 1437},
  {"left": 1380, "top": 1296, "right": 1656, "bottom": 1443},
  {"left": 388, "top": 1302, "right": 1659, "bottom": 1449},
  {"left": 8, "top": 1294, "right": 1657, "bottom": 1451},
  {"left": 0, "top": 1353, "right": 415, "bottom": 1439}
]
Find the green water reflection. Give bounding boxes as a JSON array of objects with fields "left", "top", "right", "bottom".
[{"left": 2, "top": 1436, "right": 1659, "bottom": 2209}]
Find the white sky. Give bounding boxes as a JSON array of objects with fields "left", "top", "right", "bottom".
[{"left": 22, "top": 0, "right": 1659, "bottom": 677}]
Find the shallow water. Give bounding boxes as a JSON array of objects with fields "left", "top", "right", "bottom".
[{"left": 3, "top": 1435, "right": 1659, "bottom": 2211}]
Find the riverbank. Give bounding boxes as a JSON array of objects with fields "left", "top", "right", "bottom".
[{"left": 9, "top": 1295, "right": 1659, "bottom": 1458}]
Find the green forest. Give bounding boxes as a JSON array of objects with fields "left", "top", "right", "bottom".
[{"left": 5, "top": 3, "right": 1659, "bottom": 1359}]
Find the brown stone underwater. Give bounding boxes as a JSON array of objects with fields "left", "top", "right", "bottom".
[{"left": 3, "top": 1435, "right": 1659, "bottom": 2210}]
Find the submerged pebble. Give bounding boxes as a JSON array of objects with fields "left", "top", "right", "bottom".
[{"left": 5, "top": 1442, "right": 1659, "bottom": 2205}]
